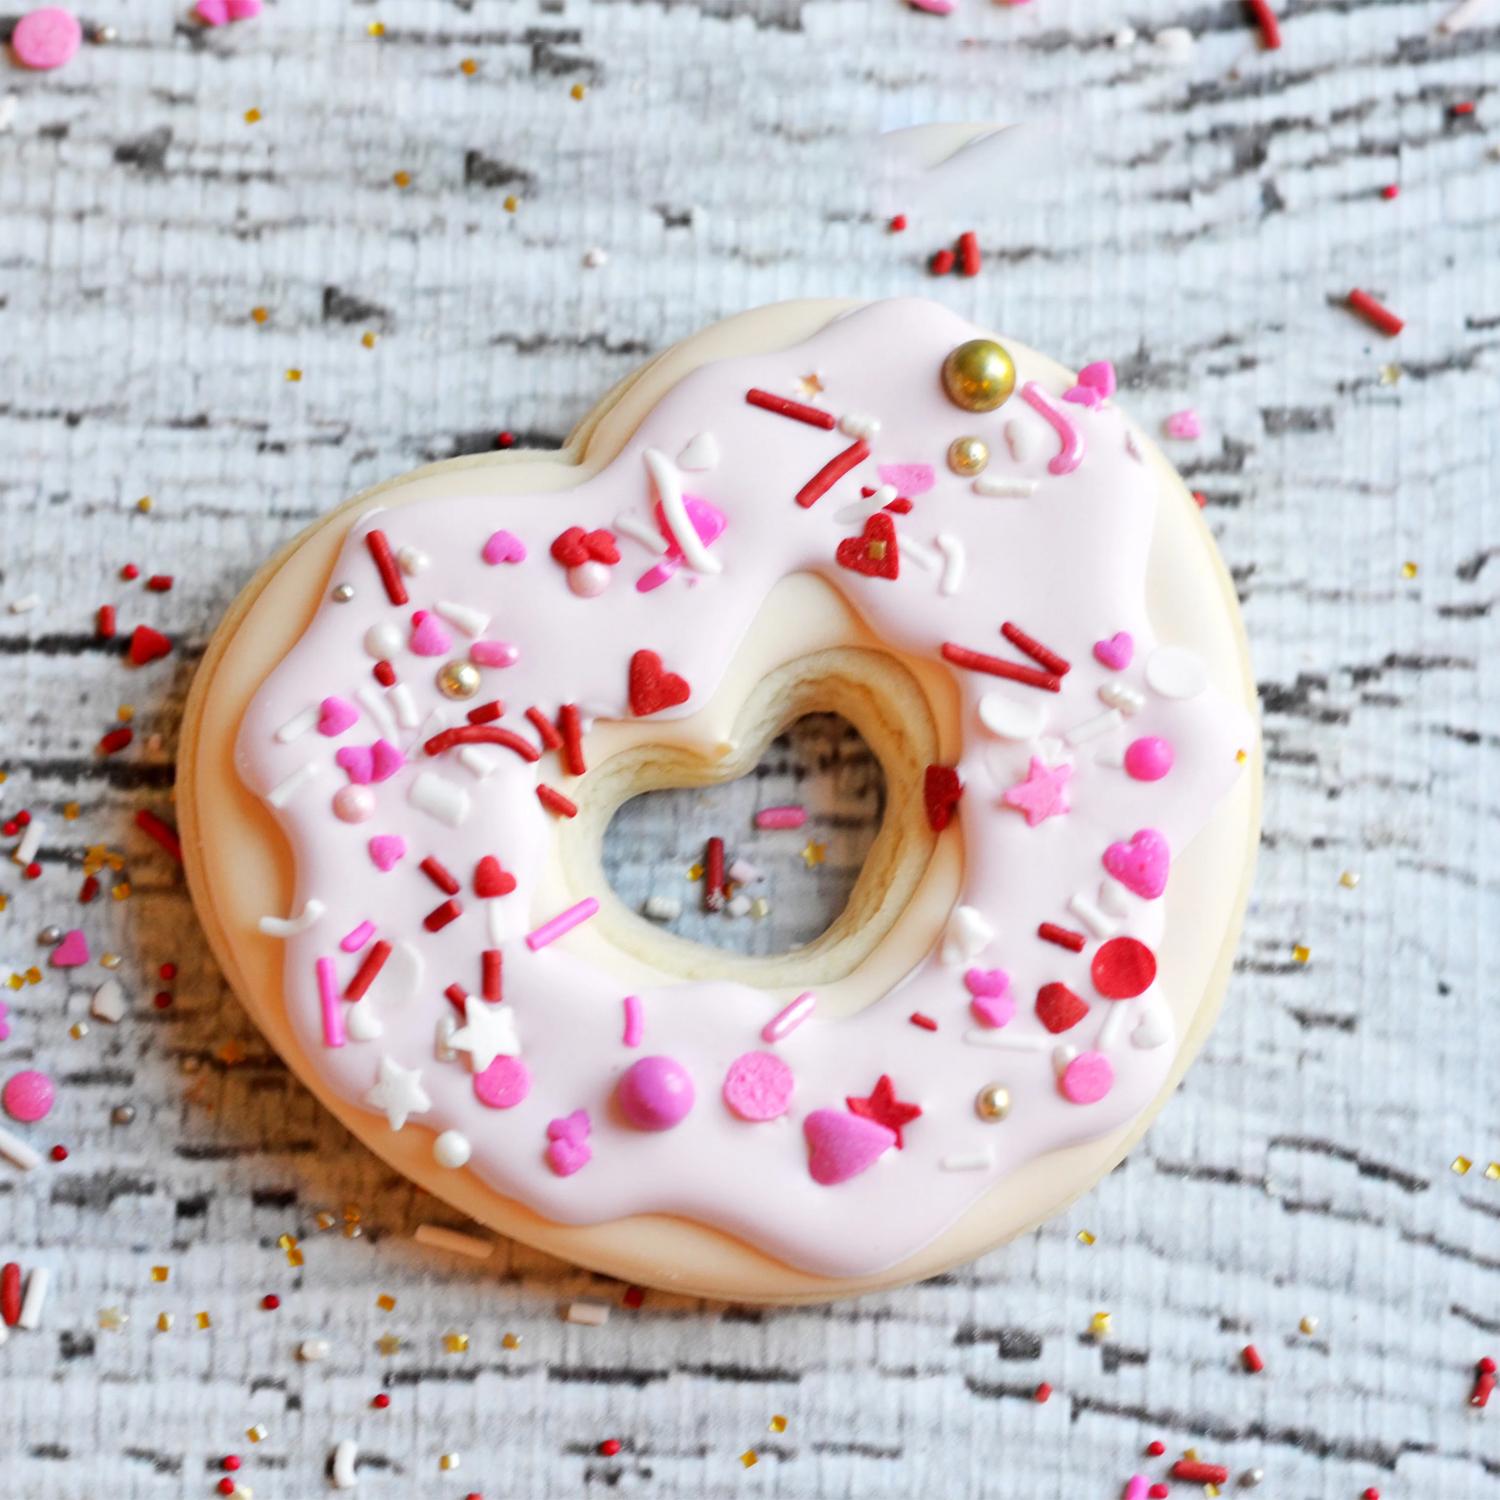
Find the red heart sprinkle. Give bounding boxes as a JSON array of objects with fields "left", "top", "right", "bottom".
[
  {"left": 583, "top": 528, "right": 620, "bottom": 565},
  {"left": 473, "top": 855, "right": 517, "bottom": 899},
  {"left": 127, "top": 624, "right": 172, "bottom": 665},
  {"left": 1090, "top": 936, "right": 1157, "bottom": 999},
  {"left": 923, "top": 765, "right": 963, "bottom": 831},
  {"left": 1035, "top": 982, "right": 1089, "bottom": 1034},
  {"left": 835, "top": 512, "right": 900, "bottom": 580},
  {"left": 549, "top": 526, "right": 590, "bottom": 567},
  {"left": 628, "top": 649, "right": 691, "bottom": 716}
]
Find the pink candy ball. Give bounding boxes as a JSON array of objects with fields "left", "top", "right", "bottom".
[
  {"left": 332, "top": 785, "right": 376, "bottom": 823},
  {"left": 1124, "top": 736, "right": 1174, "bottom": 782},
  {"left": 473, "top": 1055, "right": 532, "bottom": 1110},
  {"left": 3, "top": 1069, "right": 56, "bottom": 1123},
  {"left": 722, "top": 1052, "right": 795, "bottom": 1122},
  {"left": 1060, "top": 1051, "right": 1114, "bottom": 1106},
  {"left": 617, "top": 1055, "right": 695, "bottom": 1130},
  {"left": 12, "top": 8, "right": 82, "bottom": 70}
]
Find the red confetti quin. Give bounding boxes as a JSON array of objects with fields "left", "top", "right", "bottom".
[
  {"left": 1090, "top": 936, "right": 1157, "bottom": 999},
  {"left": 1035, "top": 982, "right": 1089, "bottom": 1034}
]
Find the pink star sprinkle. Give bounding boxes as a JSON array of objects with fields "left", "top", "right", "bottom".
[{"left": 1001, "top": 757, "right": 1073, "bottom": 827}]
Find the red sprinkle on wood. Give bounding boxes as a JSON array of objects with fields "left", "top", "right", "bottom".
[
  {"left": 1171, "top": 1461, "right": 1230, "bottom": 1485},
  {"left": 599, "top": 1439, "right": 622, "bottom": 1457},
  {"left": 1034, "top": 1382, "right": 1052, "bottom": 1403},
  {"left": 1348, "top": 288, "right": 1404, "bottom": 336},
  {"left": 526, "top": 706, "right": 564, "bottom": 750},
  {"left": 482, "top": 949, "right": 503, "bottom": 1003},
  {"left": 1471, "top": 1368, "right": 1496, "bottom": 1408},
  {"left": 940, "top": 642, "right": 1061, "bottom": 692},
  {"left": 1038, "top": 922, "right": 1086, "bottom": 952},
  {"left": 467, "top": 700, "right": 505, "bottom": 725},
  {"left": 1, "top": 1263, "right": 21, "bottom": 1327},
  {"left": 365, "top": 529, "right": 408, "bottom": 605},
  {"left": 704, "top": 836, "right": 725, "bottom": 912},
  {"left": 1242, "top": 1343, "right": 1265, "bottom": 1373},
  {"left": 744, "top": 388, "right": 837, "bottom": 430},
  {"left": 623, "top": 1285, "right": 645, "bottom": 1308},
  {"left": 537, "top": 784, "right": 578, "bottom": 819},
  {"left": 958, "top": 230, "right": 981, "bottom": 277},
  {"left": 795, "top": 438, "right": 870, "bottom": 509},
  {"left": 127, "top": 624, "right": 172, "bottom": 665},
  {"left": 373, "top": 660, "right": 397, "bottom": 687},
  {"left": 97, "top": 727, "right": 134, "bottom": 756},
  {"left": 134, "top": 808, "right": 182, "bottom": 862},
  {"left": 423, "top": 725, "right": 540, "bottom": 763},
  {"left": 930, "top": 247, "right": 956, "bottom": 276},
  {"left": 1245, "top": 0, "right": 1281, "bottom": 49},
  {"left": 423, "top": 899, "right": 463, "bottom": 932},
  {"left": 146, "top": 574, "right": 173, "bottom": 592},
  {"left": 889, "top": 214, "right": 907, "bottom": 232},
  {"left": 345, "top": 940, "right": 391, "bottom": 1000},
  {"left": 96, "top": 604, "right": 116, "bottom": 639},
  {"left": 79, "top": 874, "right": 99, "bottom": 903},
  {"left": 909, "top": 1012, "right": 938, "bottom": 1031},
  {"left": 558, "top": 703, "right": 586, "bottom": 777},
  {"left": 1381, "top": 184, "right": 1400, "bottom": 199},
  {"left": 420, "top": 856, "right": 460, "bottom": 895},
  {"left": 1000, "top": 621, "right": 1072, "bottom": 677},
  {"left": 1452, "top": 100, "right": 1476, "bottom": 116},
  {"left": 120, "top": 563, "right": 140, "bottom": 581}
]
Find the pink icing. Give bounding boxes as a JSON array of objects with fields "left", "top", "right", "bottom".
[{"left": 237, "top": 299, "right": 1250, "bottom": 1277}]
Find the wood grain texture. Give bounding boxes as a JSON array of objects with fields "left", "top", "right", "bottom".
[{"left": 2, "top": 0, "right": 1498, "bottom": 1495}]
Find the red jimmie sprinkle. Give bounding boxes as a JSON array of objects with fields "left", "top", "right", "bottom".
[
  {"left": 1471, "top": 1368, "right": 1496, "bottom": 1408},
  {"left": 1145, "top": 1441, "right": 1166, "bottom": 1457},
  {"left": 365, "top": 529, "right": 408, "bottom": 606},
  {"left": 744, "top": 388, "right": 837, "bottom": 430},
  {"left": 420, "top": 856, "right": 460, "bottom": 895},
  {"left": 704, "top": 836, "right": 726, "bottom": 912},
  {"left": 1348, "top": 288, "right": 1405, "bottom": 336},
  {"left": 50, "top": 1145, "right": 68, "bottom": 1161},
  {"left": 558, "top": 703, "right": 586, "bottom": 777},
  {"left": 537, "top": 784, "right": 578, "bottom": 818},
  {"left": 146, "top": 574, "right": 173, "bottom": 592},
  {"left": 1246, "top": 0, "right": 1281, "bottom": 49},
  {"left": 482, "top": 949, "right": 503, "bottom": 1003},
  {"left": 1000, "top": 621, "right": 1072, "bottom": 677},
  {"left": 795, "top": 438, "right": 870, "bottom": 510},
  {"left": 958, "top": 230, "right": 981, "bottom": 277},
  {"left": 373, "top": 660, "right": 397, "bottom": 687},
  {"left": 1148, "top": 1488, "right": 1169, "bottom": 1500},
  {"left": 1037, "top": 922, "right": 1086, "bottom": 953},
  {"left": 909, "top": 1012, "right": 938, "bottom": 1032},
  {"left": 96, "top": 604, "right": 116, "bottom": 639},
  {"left": 345, "top": 940, "right": 391, "bottom": 1001},
  {"left": 221, "top": 1456, "right": 241, "bottom": 1472},
  {"left": 941, "top": 642, "right": 1061, "bottom": 692},
  {"left": 1381, "top": 184, "right": 1400, "bottom": 200},
  {"left": 134, "top": 808, "right": 183, "bottom": 863},
  {"left": 1171, "top": 1461, "right": 1230, "bottom": 1485},
  {"left": 218, "top": 1480, "right": 236, "bottom": 1497},
  {"left": 888, "top": 214, "right": 907, "bottom": 232},
  {"left": 261, "top": 1294, "right": 281, "bottom": 1311},
  {"left": 1034, "top": 1382, "right": 1052, "bottom": 1403},
  {"left": 598, "top": 1439, "right": 622, "bottom": 1457},
  {"left": 371, "top": 1393, "right": 392, "bottom": 1410},
  {"left": 120, "top": 563, "right": 140, "bottom": 581},
  {"left": 1452, "top": 100, "right": 1476, "bottom": 116},
  {"left": 424, "top": 725, "right": 540, "bottom": 763},
  {"left": 930, "top": 247, "right": 956, "bottom": 276},
  {"left": 444, "top": 983, "right": 469, "bottom": 1015},
  {"left": 423, "top": 899, "right": 463, "bottom": 933},
  {"left": 1, "top": 1263, "right": 21, "bottom": 1326},
  {"left": 467, "top": 700, "right": 505, "bottom": 725},
  {"left": 1242, "top": 1343, "right": 1265, "bottom": 1373},
  {"left": 79, "top": 874, "right": 99, "bottom": 903},
  {"left": 526, "top": 706, "right": 564, "bottom": 750},
  {"left": 97, "top": 727, "right": 134, "bottom": 756}
]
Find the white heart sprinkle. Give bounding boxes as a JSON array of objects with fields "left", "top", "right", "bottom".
[
  {"left": 397, "top": 546, "right": 430, "bottom": 576},
  {"left": 1131, "top": 1008, "right": 1171, "bottom": 1049},
  {"left": 677, "top": 432, "right": 720, "bottom": 471}
]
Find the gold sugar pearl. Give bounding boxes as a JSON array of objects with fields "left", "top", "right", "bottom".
[
  {"left": 437, "top": 660, "right": 482, "bottom": 700},
  {"left": 975, "top": 1083, "right": 1011, "bottom": 1121},
  {"left": 941, "top": 338, "right": 1016, "bottom": 413},
  {"left": 947, "top": 435, "right": 990, "bottom": 476}
]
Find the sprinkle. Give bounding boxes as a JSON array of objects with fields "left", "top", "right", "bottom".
[
  {"left": 565, "top": 1300, "right": 609, "bottom": 1326},
  {"left": 909, "top": 1012, "right": 938, "bottom": 1031},
  {"left": 443, "top": 1331, "right": 470, "bottom": 1353},
  {"left": 1038, "top": 922, "right": 1087, "bottom": 952},
  {"left": 1171, "top": 1461, "right": 1230, "bottom": 1485},
  {"left": 754, "top": 805, "right": 806, "bottom": 830},
  {"left": 930, "top": 248, "right": 956, "bottom": 275},
  {"left": 1019, "top": 382, "right": 1086, "bottom": 475},
  {"left": 261, "top": 1293, "right": 280, "bottom": 1311},
  {"left": 1452, "top": 1155, "right": 1473, "bottom": 1175},
  {"left": 801, "top": 840, "right": 826, "bottom": 867},
  {"left": 1347, "top": 288, "right": 1404, "bottom": 336},
  {"left": 643, "top": 894, "right": 681, "bottom": 921},
  {"left": 1077, "top": 1230, "right": 1096, "bottom": 1245},
  {"left": 614, "top": 511, "right": 670, "bottom": 556},
  {"left": 259, "top": 899, "right": 326, "bottom": 938},
  {"left": 1242, "top": 1343, "right": 1265, "bottom": 1372},
  {"left": 744, "top": 388, "right": 836, "bottom": 430},
  {"left": 157, "top": 1313, "right": 174, "bottom": 1332},
  {"left": 423, "top": 724, "right": 540, "bottom": 763},
  {"left": 364, "top": 530, "right": 408, "bottom": 605},
  {"left": 558, "top": 704, "right": 586, "bottom": 776},
  {"left": 704, "top": 836, "right": 726, "bottom": 912},
  {"left": 940, "top": 1149, "right": 992, "bottom": 1171},
  {"left": 645, "top": 447, "right": 722, "bottom": 575},
  {"left": 740, "top": 1451, "right": 759, "bottom": 1469},
  {"left": 420, "top": 856, "right": 460, "bottom": 895},
  {"left": 958, "top": 229, "right": 981, "bottom": 277},
  {"left": 423, "top": 899, "right": 463, "bottom": 933},
  {"left": 340, "top": 920, "right": 376, "bottom": 952},
  {"left": 502, "top": 1332, "right": 522, "bottom": 1349},
  {"left": 135, "top": 808, "right": 183, "bottom": 862},
  {"left": 408, "top": 772, "right": 471, "bottom": 827},
  {"left": 97, "top": 726, "right": 133, "bottom": 755},
  {"left": 439, "top": 1454, "right": 460, "bottom": 1472},
  {"left": 795, "top": 438, "right": 870, "bottom": 509},
  {"left": 622, "top": 994, "right": 644, "bottom": 1048},
  {"left": 1090, "top": 1311, "right": 1113, "bottom": 1339},
  {"left": 762, "top": 991, "right": 816, "bottom": 1043},
  {"left": 266, "top": 762, "right": 320, "bottom": 808},
  {"left": 1292, "top": 944, "right": 1311, "bottom": 964},
  {"left": 98, "top": 1306, "right": 128, "bottom": 1332},
  {"left": 1034, "top": 1382, "right": 1052, "bottom": 1403},
  {"left": 525, "top": 706, "right": 564, "bottom": 750},
  {"left": 345, "top": 941, "right": 390, "bottom": 1001},
  {"left": 96, "top": 604, "right": 117, "bottom": 638},
  {"left": 0, "top": 1124, "right": 42, "bottom": 1172},
  {"left": 973, "top": 475, "right": 1038, "bottom": 498},
  {"left": 377, "top": 1334, "right": 401, "bottom": 1355},
  {"left": 526, "top": 897, "right": 599, "bottom": 952},
  {"left": 941, "top": 642, "right": 1061, "bottom": 692},
  {"left": 537, "top": 784, "right": 577, "bottom": 818},
  {"left": 275, "top": 707, "right": 319, "bottom": 743},
  {"left": 1000, "top": 621, "right": 1072, "bottom": 677},
  {"left": 355, "top": 685, "right": 398, "bottom": 738},
  {"left": 1245, "top": 0, "right": 1282, "bottom": 46},
  {"left": 414, "top": 1224, "right": 493, "bottom": 1260},
  {"left": 316, "top": 958, "right": 347, "bottom": 1047}
]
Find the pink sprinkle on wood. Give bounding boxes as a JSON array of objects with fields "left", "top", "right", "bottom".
[
  {"left": 317, "top": 957, "right": 345, "bottom": 1048},
  {"left": 761, "top": 991, "right": 816, "bottom": 1044},
  {"left": 340, "top": 920, "right": 376, "bottom": 953},
  {"left": 754, "top": 805, "right": 807, "bottom": 830},
  {"left": 525, "top": 897, "right": 600, "bottom": 952},
  {"left": 622, "top": 995, "right": 643, "bottom": 1048}
]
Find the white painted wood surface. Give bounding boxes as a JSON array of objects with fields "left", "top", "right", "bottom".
[{"left": 2, "top": 1, "right": 1499, "bottom": 1495}]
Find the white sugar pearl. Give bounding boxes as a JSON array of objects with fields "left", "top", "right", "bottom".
[{"left": 434, "top": 1131, "right": 472, "bottom": 1169}]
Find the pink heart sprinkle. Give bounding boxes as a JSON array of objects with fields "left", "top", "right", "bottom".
[
  {"left": 335, "top": 745, "right": 375, "bottom": 785},
  {"left": 547, "top": 1108, "right": 591, "bottom": 1144},
  {"left": 1102, "top": 828, "right": 1171, "bottom": 901},
  {"left": 317, "top": 696, "right": 358, "bottom": 737},
  {"left": 50, "top": 929, "right": 90, "bottom": 968},
  {"left": 1062, "top": 384, "right": 1103, "bottom": 409},
  {"left": 1164, "top": 408, "right": 1202, "bottom": 440},
  {"left": 963, "top": 967, "right": 1010, "bottom": 999},
  {"left": 368, "top": 835, "right": 406, "bottom": 871},
  {"left": 369, "top": 739, "right": 405, "bottom": 783},
  {"left": 1060, "top": 1050, "right": 1115, "bottom": 1105},
  {"left": 803, "top": 1109, "right": 896, "bottom": 1186},
  {"left": 1077, "top": 360, "right": 1118, "bottom": 398},
  {"left": 876, "top": 463, "right": 936, "bottom": 496},
  {"left": 971, "top": 991, "right": 1016, "bottom": 1029},
  {"left": 470, "top": 640, "right": 519, "bottom": 669},
  {"left": 409, "top": 612, "right": 452, "bottom": 656},
  {"left": 482, "top": 529, "right": 527, "bottom": 565},
  {"left": 1093, "top": 631, "right": 1134, "bottom": 671},
  {"left": 546, "top": 1137, "right": 591, "bottom": 1176}
]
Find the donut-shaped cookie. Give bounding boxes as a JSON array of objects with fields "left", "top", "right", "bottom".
[{"left": 180, "top": 298, "right": 1259, "bottom": 1302}]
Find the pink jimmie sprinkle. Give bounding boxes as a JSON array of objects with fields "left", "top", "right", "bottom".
[
  {"left": 340, "top": 920, "right": 376, "bottom": 953},
  {"left": 1124, "top": 1478, "right": 1150, "bottom": 1500},
  {"left": 525, "top": 897, "right": 600, "bottom": 952},
  {"left": 622, "top": 995, "right": 643, "bottom": 1048},
  {"left": 470, "top": 640, "right": 520, "bottom": 669},
  {"left": 754, "top": 805, "right": 807, "bottom": 831},
  {"left": 1020, "top": 382, "right": 1086, "bottom": 476},
  {"left": 316, "top": 957, "right": 346, "bottom": 1048},
  {"left": 761, "top": 991, "right": 816, "bottom": 1044}
]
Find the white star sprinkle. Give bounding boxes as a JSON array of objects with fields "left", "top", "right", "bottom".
[
  {"left": 449, "top": 1002, "right": 520, "bottom": 1073},
  {"left": 364, "top": 1055, "right": 431, "bottom": 1132}
]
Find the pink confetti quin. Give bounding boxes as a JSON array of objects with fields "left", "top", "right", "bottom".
[{"left": 722, "top": 1052, "right": 795, "bottom": 1122}]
